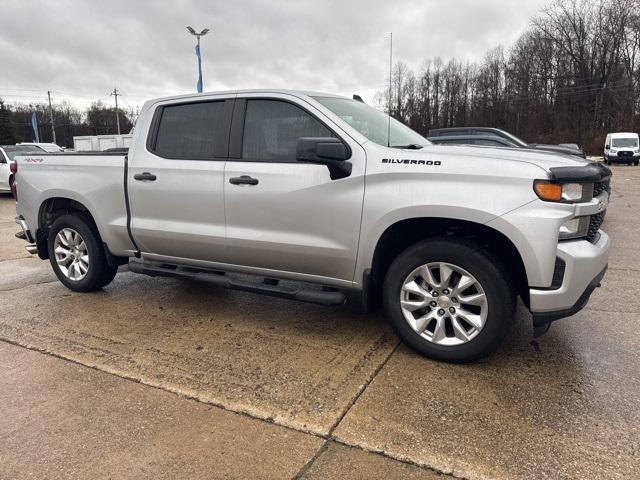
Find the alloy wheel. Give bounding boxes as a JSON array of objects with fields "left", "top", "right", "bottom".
[
  {"left": 54, "top": 228, "right": 90, "bottom": 281},
  {"left": 400, "top": 262, "right": 488, "bottom": 346}
]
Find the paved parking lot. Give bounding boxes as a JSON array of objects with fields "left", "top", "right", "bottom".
[{"left": 1, "top": 165, "right": 639, "bottom": 479}]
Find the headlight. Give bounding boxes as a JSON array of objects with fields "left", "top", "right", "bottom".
[
  {"left": 610, "top": 149, "right": 618, "bottom": 153},
  {"left": 560, "top": 183, "right": 583, "bottom": 201},
  {"left": 534, "top": 180, "right": 586, "bottom": 202},
  {"left": 559, "top": 217, "right": 590, "bottom": 240}
]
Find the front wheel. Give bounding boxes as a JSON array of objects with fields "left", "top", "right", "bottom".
[
  {"left": 47, "top": 214, "right": 118, "bottom": 292},
  {"left": 383, "top": 239, "right": 516, "bottom": 363}
]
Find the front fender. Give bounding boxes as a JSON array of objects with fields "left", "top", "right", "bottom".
[{"left": 354, "top": 167, "right": 540, "bottom": 287}]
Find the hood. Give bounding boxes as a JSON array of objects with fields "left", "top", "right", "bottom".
[{"left": 425, "top": 144, "right": 592, "bottom": 171}]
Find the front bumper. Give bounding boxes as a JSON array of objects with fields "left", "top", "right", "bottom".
[{"left": 529, "top": 231, "right": 610, "bottom": 334}]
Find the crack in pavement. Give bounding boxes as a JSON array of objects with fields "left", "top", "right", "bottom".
[
  {"left": 326, "top": 341, "right": 401, "bottom": 437},
  {"left": 291, "top": 441, "right": 330, "bottom": 480}
]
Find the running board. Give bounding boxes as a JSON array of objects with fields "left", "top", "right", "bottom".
[{"left": 128, "top": 261, "right": 346, "bottom": 306}]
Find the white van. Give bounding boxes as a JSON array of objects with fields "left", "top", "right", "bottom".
[{"left": 604, "top": 132, "right": 639, "bottom": 165}]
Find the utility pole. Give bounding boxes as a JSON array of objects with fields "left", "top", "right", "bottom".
[
  {"left": 47, "top": 91, "right": 57, "bottom": 144},
  {"left": 387, "top": 32, "right": 393, "bottom": 147},
  {"left": 111, "top": 87, "right": 121, "bottom": 135}
]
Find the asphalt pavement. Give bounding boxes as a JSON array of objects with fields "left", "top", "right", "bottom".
[{"left": 1, "top": 165, "right": 638, "bottom": 479}]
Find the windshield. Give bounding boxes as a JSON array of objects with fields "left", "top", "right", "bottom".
[
  {"left": 612, "top": 137, "right": 638, "bottom": 148},
  {"left": 313, "top": 97, "right": 430, "bottom": 148},
  {"left": 3, "top": 145, "right": 45, "bottom": 160},
  {"left": 496, "top": 130, "right": 529, "bottom": 147}
]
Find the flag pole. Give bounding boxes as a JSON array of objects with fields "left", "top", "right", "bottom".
[
  {"left": 196, "top": 36, "right": 203, "bottom": 93},
  {"left": 187, "top": 26, "right": 210, "bottom": 93}
]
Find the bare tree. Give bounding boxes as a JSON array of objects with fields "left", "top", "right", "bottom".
[{"left": 380, "top": 0, "right": 639, "bottom": 154}]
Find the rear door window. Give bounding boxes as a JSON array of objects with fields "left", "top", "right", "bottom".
[{"left": 153, "top": 101, "right": 225, "bottom": 159}]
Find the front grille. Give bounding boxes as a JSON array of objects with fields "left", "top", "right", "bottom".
[
  {"left": 617, "top": 151, "right": 633, "bottom": 157},
  {"left": 589, "top": 176, "right": 610, "bottom": 243},
  {"left": 587, "top": 210, "right": 606, "bottom": 243},
  {"left": 593, "top": 178, "right": 610, "bottom": 197}
]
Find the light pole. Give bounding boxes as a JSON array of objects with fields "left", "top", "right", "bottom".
[{"left": 186, "top": 26, "right": 210, "bottom": 93}]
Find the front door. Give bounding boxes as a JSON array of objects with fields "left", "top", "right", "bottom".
[
  {"left": 128, "top": 96, "right": 233, "bottom": 263},
  {"left": 223, "top": 96, "right": 365, "bottom": 283}
]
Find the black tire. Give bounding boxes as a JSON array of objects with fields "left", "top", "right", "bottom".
[
  {"left": 47, "top": 213, "right": 118, "bottom": 292},
  {"left": 8, "top": 175, "right": 14, "bottom": 188},
  {"left": 382, "top": 238, "right": 516, "bottom": 363},
  {"left": 635, "top": 161, "right": 639, "bottom": 166}
]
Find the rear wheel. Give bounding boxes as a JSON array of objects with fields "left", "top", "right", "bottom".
[
  {"left": 383, "top": 239, "right": 516, "bottom": 363},
  {"left": 47, "top": 214, "right": 117, "bottom": 292}
]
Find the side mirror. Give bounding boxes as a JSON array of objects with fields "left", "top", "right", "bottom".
[
  {"left": 605, "top": 145, "right": 610, "bottom": 150},
  {"left": 296, "top": 137, "right": 352, "bottom": 180}
]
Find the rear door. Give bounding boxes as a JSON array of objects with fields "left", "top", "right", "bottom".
[
  {"left": 223, "top": 94, "right": 366, "bottom": 283},
  {"left": 128, "top": 95, "right": 234, "bottom": 263}
]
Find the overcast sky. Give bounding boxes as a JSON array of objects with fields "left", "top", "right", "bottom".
[{"left": 1, "top": 0, "right": 549, "bottom": 110}]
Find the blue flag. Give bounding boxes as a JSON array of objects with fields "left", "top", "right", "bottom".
[
  {"left": 31, "top": 112, "right": 40, "bottom": 143},
  {"left": 195, "top": 44, "right": 203, "bottom": 93}
]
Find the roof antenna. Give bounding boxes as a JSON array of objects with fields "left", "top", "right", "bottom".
[{"left": 387, "top": 32, "right": 393, "bottom": 148}]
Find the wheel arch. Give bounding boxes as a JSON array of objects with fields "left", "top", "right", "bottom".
[
  {"left": 365, "top": 217, "right": 529, "bottom": 308},
  {"left": 36, "top": 196, "right": 124, "bottom": 267}
]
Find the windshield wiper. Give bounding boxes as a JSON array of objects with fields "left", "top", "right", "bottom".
[{"left": 390, "top": 144, "right": 424, "bottom": 150}]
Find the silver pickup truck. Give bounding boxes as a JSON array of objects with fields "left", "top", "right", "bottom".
[{"left": 13, "top": 90, "right": 611, "bottom": 362}]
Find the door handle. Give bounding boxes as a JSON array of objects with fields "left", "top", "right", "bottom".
[
  {"left": 134, "top": 172, "right": 157, "bottom": 181},
  {"left": 229, "top": 175, "right": 259, "bottom": 186}
]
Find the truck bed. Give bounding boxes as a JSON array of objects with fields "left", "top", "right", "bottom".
[{"left": 14, "top": 152, "right": 136, "bottom": 256}]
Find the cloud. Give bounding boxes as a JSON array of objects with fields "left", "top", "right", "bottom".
[{"left": 0, "top": 0, "right": 549, "bottom": 107}]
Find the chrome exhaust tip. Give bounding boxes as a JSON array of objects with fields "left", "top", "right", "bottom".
[{"left": 25, "top": 243, "right": 38, "bottom": 255}]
